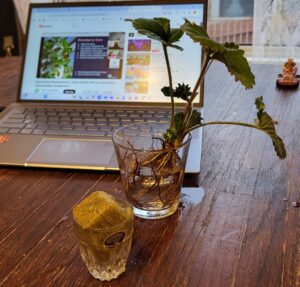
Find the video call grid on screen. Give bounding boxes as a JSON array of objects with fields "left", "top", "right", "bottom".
[{"left": 20, "top": 3, "right": 204, "bottom": 103}]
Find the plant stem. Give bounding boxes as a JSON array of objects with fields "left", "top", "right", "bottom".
[
  {"left": 187, "top": 54, "right": 210, "bottom": 109},
  {"left": 182, "top": 54, "right": 211, "bottom": 127},
  {"left": 187, "top": 121, "right": 263, "bottom": 134},
  {"left": 163, "top": 44, "right": 175, "bottom": 127}
]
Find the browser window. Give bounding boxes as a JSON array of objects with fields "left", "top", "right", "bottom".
[{"left": 21, "top": 4, "right": 204, "bottom": 103}]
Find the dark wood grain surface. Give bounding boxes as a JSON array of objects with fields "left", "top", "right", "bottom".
[{"left": 0, "top": 57, "right": 299, "bottom": 287}]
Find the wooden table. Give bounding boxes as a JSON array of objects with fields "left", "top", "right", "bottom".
[{"left": 0, "top": 57, "right": 299, "bottom": 287}]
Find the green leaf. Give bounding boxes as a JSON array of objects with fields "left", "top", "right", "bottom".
[
  {"left": 211, "top": 43, "right": 255, "bottom": 90},
  {"left": 169, "top": 28, "right": 184, "bottom": 45},
  {"left": 187, "top": 110, "right": 203, "bottom": 129},
  {"left": 173, "top": 83, "right": 192, "bottom": 101},
  {"left": 163, "top": 128, "right": 176, "bottom": 143},
  {"left": 161, "top": 86, "right": 173, "bottom": 97},
  {"left": 162, "top": 84, "right": 193, "bottom": 101},
  {"left": 125, "top": 18, "right": 167, "bottom": 43},
  {"left": 154, "top": 17, "right": 170, "bottom": 35},
  {"left": 174, "top": 112, "right": 185, "bottom": 136},
  {"left": 254, "top": 97, "right": 286, "bottom": 159},
  {"left": 255, "top": 95, "right": 265, "bottom": 120},
  {"left": 255, "top": 96, "right": 266, "bottom": 111},
  {"left": 181, "top": 19, "right": 225, "bottom": 52},
  {"left": 181, "top": 19, "right": 255, "bottom": 89},
  {"left": 126, "top": 18, "right": 183, "bottom": 50}
]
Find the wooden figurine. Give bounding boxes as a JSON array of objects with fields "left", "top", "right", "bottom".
[{"left": 277, "top": 59, "right": 299, "bottom": 88}]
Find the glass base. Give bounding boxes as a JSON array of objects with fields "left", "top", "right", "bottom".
[
  {"left": 132, "top": 202, "right": 179, "bottom": 219},
  {"left": 88, "top": 262, "right": 126, "bottom": 281}
]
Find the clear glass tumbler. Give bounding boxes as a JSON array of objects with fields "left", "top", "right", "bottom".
[
  {"left": 113, "top": 122, "right": 191, "bottom": 219},
  {"left": 73, "top": 191, "right": 134, "bottom": 281}
]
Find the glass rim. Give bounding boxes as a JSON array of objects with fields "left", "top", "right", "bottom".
[
  {"left": 73, "top": 218, "right": 132, "bottom": 232},
  {"left": 112, "top": 122, "right": 192, "bottom": 152},
  {"left": 72, "top": 202, "right": 133, "bottom": 231}
]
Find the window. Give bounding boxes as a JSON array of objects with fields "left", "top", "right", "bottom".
[{"left": 208, "top": 0, "right": 254, "bottom": 45}]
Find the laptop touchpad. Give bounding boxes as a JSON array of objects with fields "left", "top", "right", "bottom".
[{"left": 27, "top": 138, "right": 114, "bottom": 166}]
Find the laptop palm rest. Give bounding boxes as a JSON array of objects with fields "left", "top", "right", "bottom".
[{"left": 26, "top": 138, "right": 114, "bottom": 166}]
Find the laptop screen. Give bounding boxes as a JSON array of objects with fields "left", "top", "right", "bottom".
[{"left": 20, "top": 1, "right": 205, "bottom": 104}]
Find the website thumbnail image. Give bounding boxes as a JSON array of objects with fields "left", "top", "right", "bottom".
[
  {"left": 35, "top": 34, "right": 158, "bottom": 97},
  {"left": 37, "top": 33, "right": 125, "bottom": 80}
]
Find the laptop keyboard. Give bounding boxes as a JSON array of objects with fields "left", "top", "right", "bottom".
[{"left": 0, "top": 107, "right": 170, "bottom": 137}]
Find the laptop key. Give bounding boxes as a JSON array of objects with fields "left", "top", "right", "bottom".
[
  {"left": 0, "top": 128, "right": 8, "bottom": 133},
  {"left": 20, "top": 129, "right": 34, "bottom": 134},
  {"left": 83, "top": 116, "right": 95, "bottom": 120},
  {"left": 25, "top": 115, "right": 36, "bottom": 120},
  {"left": 3, "top": 118, "right": 24, "bottom": 124},
  {"left": 72, "top": 122, "right": 84, "bottom": 126},
  {"left": 81, "top": 113, "right": 92, "bottom": 117},
  {"left": 24, "top": 119, "right": 35, "bottom": 124},
  {"left": 48, "top": 115, "right": 58, "bottom": 120},
  {"left": 108, "top": 118, "right": 119, "bottom": 122},
  {"left": 33, "top": 129, "right": 46, "bottom": 135},
  {"left": 9, "top": 114, "right": 26, "bottom": 119},
  {"left": 58, "top": 112, "right": 69, "bottom": 117},
  {"left": 48, "top": 119, "right": 59, "bottom": 124},
  {"left": 49, "top": 125, "right": 60, "bottom": 129},
  {"left": 8, "top": 128, "right": 21, "bottom": 134},
  {"left": 99, "top": 126, "right": 112, "bottom": 131},
  {"left": 12, "top": 109, "right": 25, "bottom": 114},
  {"left": 84, "top": 122, "right": 97, "bottom": 126},
  {"left": 0, "top": 123, "right": 25, "bottom": 129},
  {"left": 60, "top": 116, "right": 71, "bottom": 121},
  {"left": 62, "top": 126, "right": 73, "bottom": 130},
  {"left": 133, "top": 116, "right": 146, "bottom": 120},
  {"left": 60, "top": 120, "right": 72, "bottom": 125},
  {"left": 25, "top": 124, "right": 37, "bottom": 129},
  {"left": 70, "top": 112, "right": 81, "bottom": 117},
  {"left": 38, "top": 124, "right": 49, "bottom": 129},
  {"left": 95, "top": 118, "right": 107, "bottom": 122},
  {"left": 96, "top": 122, "right": 107, "bottom": 126},
  {"left": 35, "top": 120, "right": 48, "bottom": 125}
]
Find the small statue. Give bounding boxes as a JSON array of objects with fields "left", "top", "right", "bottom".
[
  {"left": 3, "top": 36, "right": 14, "bottom": 57},
  {"left": 277, "top": 59, "right": 299, "bottom": 88},
  {"left": 283, "top": 59, "right": 298, "bottom": 82}
]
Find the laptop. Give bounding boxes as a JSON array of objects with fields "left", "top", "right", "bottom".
[{"left": 0, "top": 0, "right": 207, "bottom": 172}]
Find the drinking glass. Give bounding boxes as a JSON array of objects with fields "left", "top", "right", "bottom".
[{"left": 73, "top": 191, "right": 134, "bottom": 281}]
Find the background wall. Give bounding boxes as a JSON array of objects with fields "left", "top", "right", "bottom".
[
  {"left": 253, "top": 0, "right": 300, "bottom": 62},
  {"left": 0, "top": 0, "right": 21, "bottom": 56}
]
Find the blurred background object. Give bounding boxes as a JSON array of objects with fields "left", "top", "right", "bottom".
[
  {"left": 8, "top": 0, "right": 300, "bottom": 62},
  {"left": 12, "top": 0, "right": 255, "bottom": 46},
  {"left": 253, "top": 0, "right": 300, "bottom": 62},
  {"left": 208, "top": 0, "right": 254, "bottom": 45},
  {"left": 0, "top": 0, "right": 21, "bottom": 56},
  {"left": 3, "top": 36, "right": 15, "bottom": 56}
]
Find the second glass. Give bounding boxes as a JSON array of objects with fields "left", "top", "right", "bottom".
[{"left": 113, "top": 122, "right": 191, "bottom": 219}]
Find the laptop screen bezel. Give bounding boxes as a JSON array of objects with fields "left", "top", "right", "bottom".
[{"left": 17, "top": 0, "right": 207, "bottom": 108}]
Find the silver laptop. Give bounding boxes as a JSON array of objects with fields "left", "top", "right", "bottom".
[{"left": 0, "top": 0, "right": 207, "bottom": 172}]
